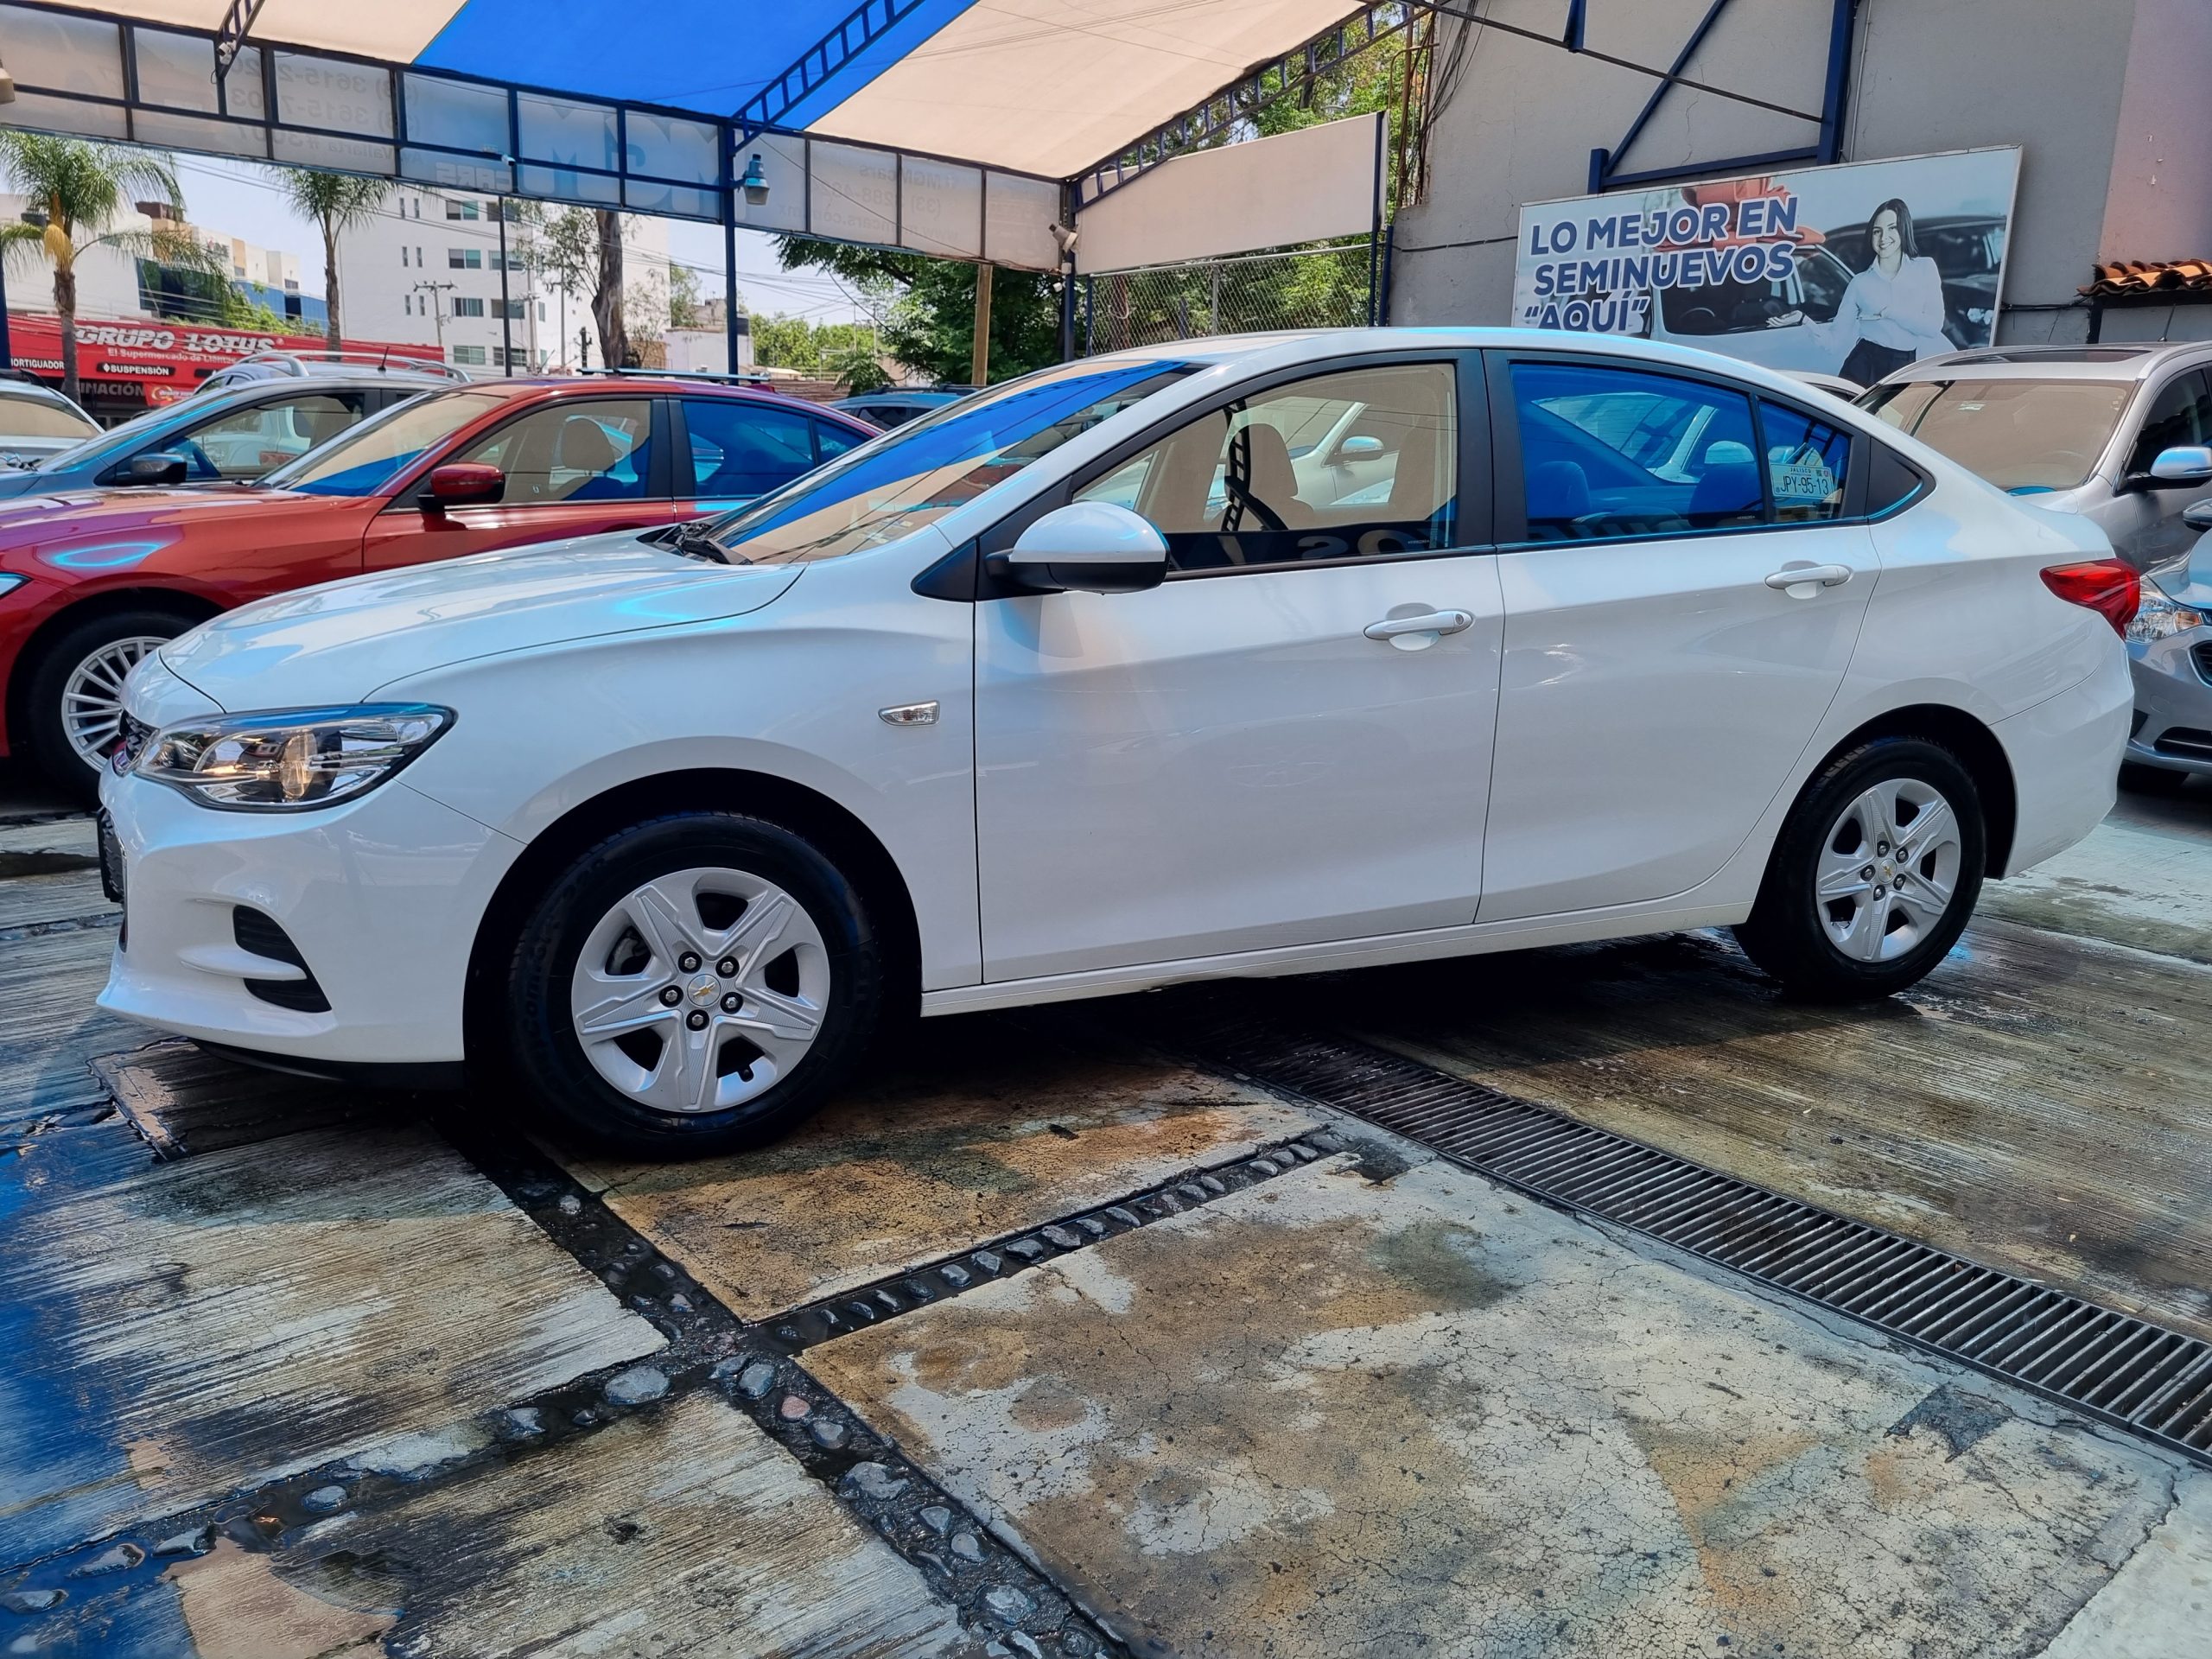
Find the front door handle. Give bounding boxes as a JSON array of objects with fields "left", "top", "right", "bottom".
[
  {"left": 1363, "top": 608, "right": 1474, "bottom": 642},
  {"left": 1764, "top": 563, "right": 1854, "bottom": 594}
]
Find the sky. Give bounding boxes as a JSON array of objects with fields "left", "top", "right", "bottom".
[{"left": 167, "top": 155, "right": 869, "bottom": 323}]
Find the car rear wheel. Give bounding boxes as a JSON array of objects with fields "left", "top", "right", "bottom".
[
  {"left": 21, "top": 606, "right": 200, "bottom": 800},
  {"left": 1733, "top": 736, "right": 1985, "bottom": 1001},
  {"left": 505, "top": 811, "right": 882, "bottom": 1155}
]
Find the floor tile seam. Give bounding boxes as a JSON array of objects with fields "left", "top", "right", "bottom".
[{"left": 766, "top": 1128, "right": 1347, "bottom": 1353}]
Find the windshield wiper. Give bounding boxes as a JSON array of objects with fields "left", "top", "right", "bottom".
[{"left": 662, "top": 518, "right": 734, "bottom": 564}]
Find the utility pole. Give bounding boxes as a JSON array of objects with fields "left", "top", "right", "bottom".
[
  {"left": 412, "top": 280, "right": 455, "bottom": 358},
  {"left": 970, "top": 262, "right": 992, "bottom": 388},
  {"left": 497, "top": 203, "right": 513, "bottom": 376},
  {"left": 576, "top": 326, "right": 591, "bottom": 371}
]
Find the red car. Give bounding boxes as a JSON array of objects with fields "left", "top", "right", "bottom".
[{"left": 0, "top": 378, "right": 875, "bottom": 794}]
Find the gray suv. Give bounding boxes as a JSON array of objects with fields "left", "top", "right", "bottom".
[
  {"left": 1859, "top": 341, "right": 2212, "bottom": 571},
  {"left": 0, "top": 353, "right": 466, "bottom": 499}
]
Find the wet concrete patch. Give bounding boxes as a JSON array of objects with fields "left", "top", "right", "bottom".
[
  {"left": 812, "top": 1154, "right": 2188, "bottom": 1659},
  {"left": 1317, "top": 918, "right": 2212, "bottom": 1343},
  {"left": 0, "top": 1124, "right": 663, "bottom": 1563},
  {"left": 0, "top": 919, "right": 133, "bottom": 1122},
  {"left": 1982, "top": 802, "right": 2212, "bottom": 966},
  {"left": 6, "top": 1392, "right": 984, "bottom": 1659},
  {"left": 94, "top": 1041, "right": 404, "bottom": 1160},
  {"left": 566, "top": 1014, "right": 1321, "bottom": 1319}
]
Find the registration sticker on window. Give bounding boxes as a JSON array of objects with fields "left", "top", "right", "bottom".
[{"left": 1774, "top": 456, "right": 1838, "bottom": 502}]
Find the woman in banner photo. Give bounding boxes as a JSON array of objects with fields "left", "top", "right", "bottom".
[{"left": 1772, "top": 197, "right": 1952, "bottom": 382}]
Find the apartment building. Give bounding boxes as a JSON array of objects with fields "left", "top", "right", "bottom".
[{"left": 334, "top": 188, "right": 670, "bottom": 373}]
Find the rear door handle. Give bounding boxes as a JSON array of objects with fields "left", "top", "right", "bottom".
[
  {"left": 1363, "top": 608, "right": 1474, "bottom": 641},
  {"left": 1764, "top": 563, "right": 1854, "bottom": 594}
]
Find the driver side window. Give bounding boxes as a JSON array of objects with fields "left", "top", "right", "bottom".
[
  {"left": 455, "top": 399, "right": 655, "bottom": 504},
  {"left": 1072, "top": 363, "right": 1459, "bottom": 571},
  {"left": 173, "top": 391, "right": 371, "bottom": 480}
]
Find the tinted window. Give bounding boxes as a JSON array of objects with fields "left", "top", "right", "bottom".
[
  {"left": 1760, "top": 400, "right": 1852, "bottom": 523},
  {"left": 814, "top": 420, "right": 862, "bottom": 461},
  {"left": 170, "top": 391, "right": 371, "bottom": 481},
  {"left": 683, "top": 399, "right": 817, "bottom": 499},
  {"left": 1510, "top": 362, "right": 1761, "bottom": 539},
  {"left": 1866, "top": 445, "right": 1926, "bottom": 516},
  {"left": 458, "top": 400, "right": 654, "bottom": 504},
  {"left": 1861, "top": 377, "right": 2130, "bottom": 493},
  {"left": 2126, "top": 371, "right": 2212, "bottom": 478},
  {"left": 1074, "top": 362, "right": 1459, "bottom": 571}
]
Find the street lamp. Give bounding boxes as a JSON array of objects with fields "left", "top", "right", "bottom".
[{"left": 739, "top": 155, "right": 770, "bottom": 207}]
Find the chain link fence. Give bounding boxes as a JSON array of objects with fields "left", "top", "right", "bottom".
[{"left": 1075, "top": 241, "right": 1379, "bottom": 353}]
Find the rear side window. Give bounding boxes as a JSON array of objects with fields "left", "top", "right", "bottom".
[
  {"left": 814, "top": 420, "right": 863, "bottom": 461},
  {"left": 1866, "top": 445, "right": 1927, "bottom": 516},
  {"left": 1759, "top": 400, "right": 1851, "bottom": 523},
  {"left": 684, "top": 399, "right": 818, "bottom": 499},
  {"left": 1510, "top": 361, "right": 1763, "bottom": 539}
]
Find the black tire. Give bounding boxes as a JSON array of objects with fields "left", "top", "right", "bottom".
[
  {"left": 1733, "top": 736, "right": 1986, "bottom": 1001},
  {"left": 2119, "top": 760, "right": 2191, "bottom": 797},
  {"left": 505, "top": 810, "right": 883, "bottom": 1157},
  {"left": 20, "top": 604, "right": 199, "bottom": 802}
]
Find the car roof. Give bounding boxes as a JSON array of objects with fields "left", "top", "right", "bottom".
[
  {"left": 0, "top": 379, "right": 85, "bottom": 407},
  {"left": 1871, "top": 341, "right": 2212, "bottom": 383},
  {"left": 484, "top": 376, "right": 874, "bottom": 424}
]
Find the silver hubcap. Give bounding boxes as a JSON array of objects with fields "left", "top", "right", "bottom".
[
  {"left": 569, "top": 866, "right": 830, "bottom": 1115},
  {"left": 62, "top": 634, "right": 168, "bottom": 771},
  {"left": 1815, "top": 777, "right": 1963, "bottom": 963}
]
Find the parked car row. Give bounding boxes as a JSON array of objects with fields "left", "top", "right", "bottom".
[
  {"left": 91, "top": 327, "right": 2133, "bottom": 1160},
  {"left": 0, "top": 371, "right": 874, "bottom": 794}
]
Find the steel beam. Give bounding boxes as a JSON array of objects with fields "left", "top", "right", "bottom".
[{"left": 734, "top": 0, "right": 931, "bottom": 146}]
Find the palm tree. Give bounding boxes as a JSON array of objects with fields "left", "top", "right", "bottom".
[
  {"left": 0, "top": 133, "right": 202, "bottom": 405},
  {"left": 267, "top": 167, "right": 387, "bottom": 351}
]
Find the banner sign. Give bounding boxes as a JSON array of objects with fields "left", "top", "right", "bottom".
[
  {"left": 1512, "top": 148, "right": 2021, "bottom": 383},
  {"left": 4, "top": 315, "right": 446, "bottom": 405}
]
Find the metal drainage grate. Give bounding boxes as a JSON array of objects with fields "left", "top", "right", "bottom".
[{"left": 1179, "top": 1015, "right": 2212, "bottom": 1467}]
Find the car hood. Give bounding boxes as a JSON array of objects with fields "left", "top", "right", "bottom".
[
  {"left": 156, "top": 531, "right": 804, "bottom": 711},
  {"left": 2151, "top": 535, "right": 2212, "bottom": 610},
  {"left": 0, "top": 482, "right": 298, "bottom": 561}
]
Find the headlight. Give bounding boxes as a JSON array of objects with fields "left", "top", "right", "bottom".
[
  {"left": 2125, "top": 587, "right": 2208, "bottom": 645},
  {"left": 133, "top": 704, "right": 454, "bottom": 810}
]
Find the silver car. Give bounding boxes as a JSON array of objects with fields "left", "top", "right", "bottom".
[
  {"left": 0, "top": 375, "right": 99, "bottom": 467},
  {"left": 2123, "top": 499, "right": 2212, "bottom": 787},
  {"left": 1860, "top": 341, "right": 2212, "bottom": 571}
]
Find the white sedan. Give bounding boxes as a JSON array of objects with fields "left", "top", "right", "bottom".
[{"left": 99, "top": 329, "right": 2134, "bottom": 1154}]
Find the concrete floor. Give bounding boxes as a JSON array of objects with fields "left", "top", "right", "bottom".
[{"left": 3, "top": 768, "right": 2210, "bottom": 1656}]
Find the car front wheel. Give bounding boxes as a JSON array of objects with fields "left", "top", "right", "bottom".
[
  {"left": 22, "top": 607, "right": 197, "bottom": 798},
  {"left": 1733, "top": 736, "right": 1986, "bottom": 1001},
  {"left": 505, "top": 811, "right": 883, "bottom": 1155}
]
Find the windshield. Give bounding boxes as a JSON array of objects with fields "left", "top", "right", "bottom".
[
  {"left": 29, "top": 396, "right": 207, "bottom": 472},
  {"left": 1860, "top": 377, "right": 2131, "bottom": 493},
  {"left": 0, "top": 395, "right": 98, "bottom": 442},
  {"left": 707, "top": 359, "right": 1194, "bottom": 563},
  {"left": 265, "top": 391, "right": 502, "bottom": 497}
]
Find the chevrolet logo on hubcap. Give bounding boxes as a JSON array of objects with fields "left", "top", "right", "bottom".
[{"left": 687, "top": 973, "right": 719, "bottom": 1005}]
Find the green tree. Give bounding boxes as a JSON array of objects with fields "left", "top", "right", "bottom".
[
  {"left": 666, "top": 263, "right": 704, "bottom": 329},
  {"left": 0, "top": 133, "right": 211, "bottom": 404},
  {"left": 265, "top": 166, "right": 387, "bottom": 350},
  {"left": 533, "top": 207, "right": 598, "bottom": 366},
  {"left": 773, "top": 238, "right": 1061, "bottom": 385}
]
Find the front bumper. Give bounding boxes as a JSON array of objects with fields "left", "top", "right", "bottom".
[
  {"left": 2124, "top": 628, "right": 2212, "bottom": 777},
  {"left": 97, "top": 768, "right": 523, "bottom": 1065}
]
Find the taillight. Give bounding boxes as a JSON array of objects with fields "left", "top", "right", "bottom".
[{"left": 2040, "top": 559, "right": 2139, "bottom": 636}]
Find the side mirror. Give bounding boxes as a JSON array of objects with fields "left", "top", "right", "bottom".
[
  {"left": 110, "top": 451, "right": 189, "bottom": 486},
  {"left": 423, "top": 462, "right": 505, "bottom": 511},
  {"left": 2183, "top": 498, "right": 2212, "bottom": 533},
  {"left": 2143, "top": 445, "right": 2212, "bottom": 488},
  {"left": 1338, "top": 434, "right": 1385, "bottom": 460},
  {"left": 991, "top": 501, "right": 1168, "bottom": 594}
]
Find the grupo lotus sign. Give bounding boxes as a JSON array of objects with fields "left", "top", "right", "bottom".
[
  {"left": 1512, "top": 148, "right": 2021, "bottom": 384},
  {"left": 5, "top": 315, "right": 445, "bottom": 404}
]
